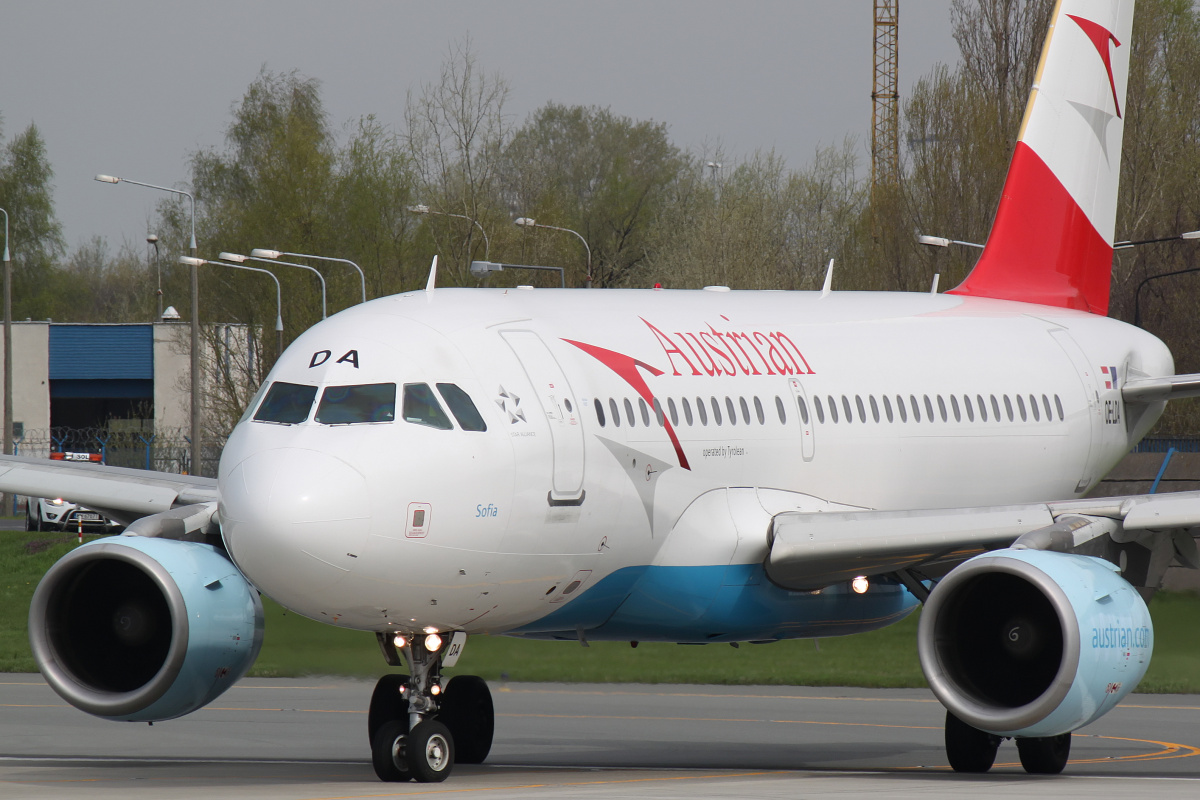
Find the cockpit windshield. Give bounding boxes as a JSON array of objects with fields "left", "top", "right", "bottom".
[
  {"left": 315, "top": 383, "right": 397, "bottom": 424},
  {"left": 253, "top": 382, "right": 318, "bottom": 424}
]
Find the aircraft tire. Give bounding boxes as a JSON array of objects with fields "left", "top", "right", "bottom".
[
  {"left": 371, "top": 720, "right": 411, "bottom": 782},
  {"left": 438, "top": 675, "right": 494, "bottom": 764},
  {"left": 1016, "top": 733, "right": 1071, "bottom": 774},
  {"left": 945, "top": 711, "right": 1000, "bottom": 773},
  {"left": 368, "top": 673, "right": 409, "bottom": 746},
  {"left": 405, "top": 718, "right": 454, "bottom": 782}
]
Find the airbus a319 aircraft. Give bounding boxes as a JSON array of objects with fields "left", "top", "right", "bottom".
[{"left": 4, "top": 0, "right": 1198, "bottom": 783}]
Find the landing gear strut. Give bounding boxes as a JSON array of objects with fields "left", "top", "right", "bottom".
[{"left": 368, "top": 631, "right": 493, "bottom": 783}]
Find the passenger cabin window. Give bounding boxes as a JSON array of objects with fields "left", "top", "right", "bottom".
[
  {"left": 254, "top": 381, "right": 317, "bottom": 424},
  {"left": 594, "top": 398, "right": 606, "bottom": 427},
  {"left": 316, "top": 383, "right": 397, "bottom": 425},
  {"left": 401, "top": 383, "right": 452, "bottom": 430},
  {"left": 436, "top": 383, "right": 487, "bottom": 431}
]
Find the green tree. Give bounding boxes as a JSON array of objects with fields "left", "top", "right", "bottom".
[
  {"left": 331, "top": 116, "right": 418, "bottom": 298},
  {"left": 0, "top": 121, "right": 66, "bottom": 320},
  {"left": 643, "top": 141, "right": 862, "bottom": 291},
  {"left": 503, "top": 103, "right": 685, "bottom": 287},
  {"left": 168, "top": 68, "right": 338, "bottom": 366}
]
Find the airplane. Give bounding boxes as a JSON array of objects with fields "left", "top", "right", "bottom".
[{"left": 1, "top": 0, "right": 1196, "bottom": 783}]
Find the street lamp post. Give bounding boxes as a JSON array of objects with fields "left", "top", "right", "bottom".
[
  {"left": 180, "top": 256, "right": 284, "bottom": 359},
  {"left": 407, "top": 205, "right": 490, "bottom": 261},
  {"left": 147, "top": 234, "right": 162, "bottom": 319},
  {"left": 1, "top": 208, "right": 11, "bottom": 514},
  {"left": 916, "top": 234, "right": 985, "bottom": 249},
  {"left": 469, "top": 260, "right": 565, "bottom": 287},
  {"left": 96, "top": 174, "right": 201, "bottom": 476},
  {"left": 514, "top": 217, "right": 591, "bottom": 288},
  {"left": 249, "top": 249, "right": 363, "bottom": 306},
  {"left": 222, "top": 252, "right": 326, "bottom": 319}
]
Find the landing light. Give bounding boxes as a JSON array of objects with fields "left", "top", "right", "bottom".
[
  {"left": 424, "top": 633, "right": 443, "bottom": 652},
  {"left": 851, "top": 576, "right": 870, "bottom": 594},
  {"left": 393, "top": 634, "right": 407, "bottom": 649}
]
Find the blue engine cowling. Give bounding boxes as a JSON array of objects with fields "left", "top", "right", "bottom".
[
  {"left": 28, "top": 535, "right": 264, "bottom": 722},
  {"left": 918, "top": 548, "right": 1152, "bottom": 738}
]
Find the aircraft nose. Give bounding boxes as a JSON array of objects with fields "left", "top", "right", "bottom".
[{"left": 220, "top": 448, "right": 371, "bottom": 599}]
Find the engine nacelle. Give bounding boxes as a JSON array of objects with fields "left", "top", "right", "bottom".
[
  {"left": 28, "top": 535, "right": 264, "bottom": 722},
  {"left": 918, "top": 548, "right": 1151, "bottom": 738}
]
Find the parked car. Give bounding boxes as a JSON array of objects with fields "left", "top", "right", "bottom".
[{"left": 24, "top": 451, "right": 123, "bottom": 534}]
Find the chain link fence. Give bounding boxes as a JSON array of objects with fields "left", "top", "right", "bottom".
[{"left": 13, "top": 427, "right": 223, "bottom": 477}]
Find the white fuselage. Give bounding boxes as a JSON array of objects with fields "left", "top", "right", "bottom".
[{"left": 217, "top": 287, "right": 1171, "bottom": 641}]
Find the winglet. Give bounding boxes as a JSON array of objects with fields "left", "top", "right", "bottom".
[
  {"left": 947, "top": 0, "right": 1135, "bottom": 316},
  {"left": 425, "top": 255, "right": 438, "bottom": 293}
]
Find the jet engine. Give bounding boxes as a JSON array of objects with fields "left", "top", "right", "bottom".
[
  {"left": 918, "top": 548, "right": 1152, "bottom": 738},
  {"left": 28, "top": 535, "right": 263, "bottom": 722}
]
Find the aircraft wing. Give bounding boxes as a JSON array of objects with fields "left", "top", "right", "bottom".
[
  {"left": 765, "top": 491, "right": 1200, "bottom": 592},
  {"left": 1123, "top": 373, "right": 1200, "bottom": 402},
  {"left": 0, "top": 454, "right": 218, "bottom": 525}
]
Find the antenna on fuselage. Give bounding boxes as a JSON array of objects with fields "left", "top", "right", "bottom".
[
  {"left": 930, "top": 273, "right": 940, "bottom": 294},
  {"left": 425, "top": 255, "right": 438, "bottom": 293},
  {"left": 821, "top": 259, "right": 835, "bottom": 297}
]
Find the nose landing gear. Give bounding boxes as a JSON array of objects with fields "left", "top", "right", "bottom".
[{"left": 369, "top": 631, "right": 493, "bottom": 782}]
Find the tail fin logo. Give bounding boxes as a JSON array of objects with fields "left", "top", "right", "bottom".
[{"left": 1067, "top": 14, "right": 1123, "bottom": 119}]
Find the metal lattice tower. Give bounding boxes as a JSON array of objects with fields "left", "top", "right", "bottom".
[{"left": 871, "top": 0, "right": 900, "bottom": 194}]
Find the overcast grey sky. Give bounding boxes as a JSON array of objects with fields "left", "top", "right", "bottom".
[{"left": 1, "top": 1, "right": 958, "bottom": 253}]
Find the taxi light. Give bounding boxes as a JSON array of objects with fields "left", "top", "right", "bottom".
[
  {"left": 393, "top": 634, "right": 408, "bottom": 649},
  {"left": 851, "top": 576, "right": 870, "bottom": 594},
  {"left": 424, "top": 633, "right": 443, "bottom": 652},
  {"left": 430, "top": 683, "right": 441, "bottom": 696}
]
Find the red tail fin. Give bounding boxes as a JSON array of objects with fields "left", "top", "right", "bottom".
[{"left": 947, "top": 0, "right": 1134, "bottom": 316}]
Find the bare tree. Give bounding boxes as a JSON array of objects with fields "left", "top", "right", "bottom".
[{"left": 405, "top": 38, "right": 511, "bottom": 284}]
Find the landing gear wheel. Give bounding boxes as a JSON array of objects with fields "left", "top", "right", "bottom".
[
  {"left": 438, "top": 675, "right": 494, "bottom": 764},
  {"left": 368, "top": 674, "right": 409, "bottom": 746},
  {"left": 1017, "top": 732, "right": 1071, "bottom": 774},
  {"left": 406, "top": 718, "right": 455, "bottom": 782},
  {"left": 371, "top": 720, "right": 411, "bottom": 782},
  {"left": 945, "top": 711, "right": 1001, "bottom": 773}
]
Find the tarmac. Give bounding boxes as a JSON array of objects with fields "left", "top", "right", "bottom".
[{"left": 1, "top": 676, "right": 1197, "bottom": 799}]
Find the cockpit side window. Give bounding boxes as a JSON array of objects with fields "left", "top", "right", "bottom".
[
  {"left": 240, "top": 381, "right": 270, "bottom": 424},
  {"left": 436, "top": 383, "right": 487, "bottom": 432},
  {"left": 316, "top": 383, "right": 397, "bottom": 424},
  {"left": 402, "top": 383, "right": 453, "bottom": 430},
  {"left": 253, "top": 382, "right": 318, "bottom": 424}
]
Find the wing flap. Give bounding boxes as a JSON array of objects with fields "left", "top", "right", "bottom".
[
  {"left": 766, "top": 505, "right": 1053, "bottom": 590},
  {"left": 765, "top": 491, "right": 1200, "bottom": 592},
  {"left": 0, "top": 454, "right": 218, "bottom": 522}
]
